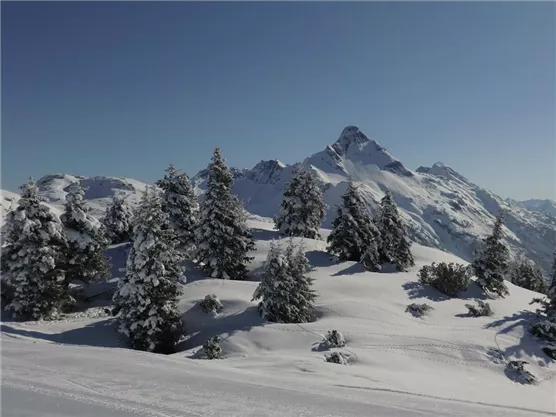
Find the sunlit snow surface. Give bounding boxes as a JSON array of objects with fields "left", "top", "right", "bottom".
[{"left": 2, "top": 219, "right": 555, "bottom": 416}]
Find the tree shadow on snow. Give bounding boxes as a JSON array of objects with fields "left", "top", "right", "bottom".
[
  {"left": 332, "top": 263, "right": 367, "bottom": 276},
  {"left": 402, "top": 281, "right": 451, "bottom": 302},
  {"left": 305, "top": 250, "right": 336, "bottom": 268},
  {"left": 178, "top": 303, "right": 264, "bottom": 355},
  {"left": 484, "top": 310, "right": 552, "bottom": 366},
  {"left": 402, "top": 280, "right": 488, "bottom": 303},
  {"left": 0, "top": 318, "right": 124, "bottom": 348},
  {"left": 105, "top": 243, "right": 131, "bottom": 279}
]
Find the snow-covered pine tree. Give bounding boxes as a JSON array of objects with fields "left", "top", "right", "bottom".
[
  {"left": 156, "top": 164, "right": 198, "bottom": 257},
  {"left": 195, "top": 148, "right": 255, "bottom": 280},
  {"left": 327, "top": 181, "right": 381, "bottom": 268},
  {"left": 472, "top": 211, "right": 510, "bottom": 297},
  {"left": 274, "top": 168, "right": 326, "bottom": 239},
  {"left": 509, "top": 256, "right": 547, "bottom": 294},
  {"left": 548, "top": 250, "right": 556, "bottom": 299},
  {"left": 61, "top": 183, "right": 110, "bottom": 285},
  {"left": 252, "top": 239, "right": 316, "bottom": 323},
  {"left": 102, "top": 196, "right": 133, "bottom": 244},
  {"left": 1, "top": 178, "right": 68, "bottom": 320},
  {"left": 113, "top": 186, "right": 184, "bottom": 353},
  {"left": 375, "top": 190, "right": 414, "bottom": 271}
]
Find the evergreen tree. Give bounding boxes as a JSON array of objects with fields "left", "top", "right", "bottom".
[
  {"left": 274, "top": 168, "right": 326, "bottom": 239},
  {"left": 252, "top": 239, "right": 316, "bottom": 323},
  {"left": 102, "top": 196, "right": 133, "bottom": 244},
  {"left": 472, "top": 211, "right": 510, "bottom": 297},
  {"left": 195, "top": 148, "right": 255, "bottom": 280},
  {"left": 510, "top": 256, "right": 547, "bottom": 294},
  {"left": 61, "top": 183, "right": 110, "bottom": 284},
  {"left": 548, "top": 250, "right": 556, "bottom": 299},
  {"left": 156, "top": 164, "right": 198, "bottom": 256},
  {"left": 327, "top": 181, "right": 381, "bottom": 268},
  {"left": 376, "top": 190, "right": 414, "bottom": 271},
  {"left": 530, "top": 295, "right": 556, "bottom": 359},
  {"left": 113, "top": 187, "right": 184, "bottom": 353},
  {"left": 1, "top": 178, "right": 68, "bottom": 320}
]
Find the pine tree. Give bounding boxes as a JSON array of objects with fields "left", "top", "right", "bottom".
[
  {"left": 1, "top": 178, "right": 68, "bottom": 320},
  {"left": 156, "top": 164, "right": 198, "bottom": 256},
  {"left": 472, "top": 211, "right": 510, "bottom": 297},
  {"left": 376, "top": 190, "right": 414, "bottom": 271},
  {"left": 195, "top": 148, "right": 255, "bottom": 280},
  {"left": 113, "top": 187, "right": 184, "bottom": 353},
  {"left": 548, "top": 250, "right": 556, "bottom": 299},
  {"left": 327, "top": 181, "right": 381, "bottom": 268},
  {"left": 102, "top": 196, "right": 133, "bottom": 244},
  {"left": 509, "top": 256, "right": 547, "bottom": 294},
  {"left": 252, "top": 239, "right": 316, "bottom": 323},
  {"left": 61, "top": 183, "right": 110, "bottom": 284},
  {"left": 274, "top": 168, "right": 326, "bottom": 239}
]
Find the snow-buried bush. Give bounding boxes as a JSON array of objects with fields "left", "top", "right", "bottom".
[
  {"left": 406, "top": 303, "right": 434, "bottom": 318},
  {"left": 464, "top": 300, "right": 494, "bottom": 317},
  {"left": 321, "top": 330, "right": 346, "bottom": 349},
  {"left": 505, "top": 361, "right": 538, "bottom": 385},
  {"left": 200, "top": 294, "right": 224, "bottom": 316},
  {"left": 325, "top": 352, "right": 348, "bottom": 365},
  {"left": 418, "top": 262, "right": 471, "bottom": 297},
  {"left": 203, "top": 336, "right": 222, "bottom": 359}
]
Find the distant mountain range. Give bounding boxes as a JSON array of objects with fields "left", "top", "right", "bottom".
[{"left": 2, "top": 126, "right": 555, "bottom": 274}]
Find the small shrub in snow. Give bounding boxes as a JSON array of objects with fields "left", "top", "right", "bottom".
[
  {"left": 323, "top": 330, "right": 346, "bottom": 348},
  {"left": 464, "top": 300, "right": 494, "bottom": 317},
  {"left": 405, "top": 303, "right": 434, "bottom": 318},
  {"left": 325, "top": 352, "right": 348, "bottom": 365},
  {"left": 203, "top": 336, "right": 222, "bottom": 359},
  {"left": 417, "top": 262, "right": 471, "bottom": 297},
  {"left": 505, "top": 361, "right": 538, "bottom": 385},
  {"left": 200, "top": 294, "right": 224, "bottom": 316}
]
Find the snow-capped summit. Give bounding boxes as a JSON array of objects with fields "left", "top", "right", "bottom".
[
  {"left": 305, "top": 126, "right": 413, "bottom": 178},
  {"left": 246, "top": 160, "right": 288, "bottom": 184}
]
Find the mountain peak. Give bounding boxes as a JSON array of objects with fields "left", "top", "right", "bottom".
[{"left": 332, "top": 126, "right": 373, "bottom": 155}]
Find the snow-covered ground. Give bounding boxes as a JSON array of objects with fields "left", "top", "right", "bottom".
[{"left": 2, "top": 219, "right": 555, "bottom": 416}]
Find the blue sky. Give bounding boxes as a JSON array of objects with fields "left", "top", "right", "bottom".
[{"left": 2, "top": 2, "right": 554, "bottom": 200}]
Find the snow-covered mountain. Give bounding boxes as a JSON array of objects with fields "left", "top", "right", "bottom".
[
  {"left": 2, "top": 126, "right": 555, "bottom": 273},
  {"left": 193, "top": 126, "right": 556, "bottom": 273},
  {"left": 514, "top": 199, "right": 556, "bottom": 217}
]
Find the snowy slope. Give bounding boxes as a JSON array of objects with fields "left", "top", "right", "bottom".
[
  {"left": 193, "top": 126, "right": 556, "bottom": 274},
  {"left": 2, "top": 219, "right": 555, "bottom": 416}
]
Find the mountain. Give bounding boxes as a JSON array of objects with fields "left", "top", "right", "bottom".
[
  {"left": 193, "top": 126, "right": 556, "bottom": 274},
  {"left": 2, "top": 126, "right": 555, "bottom": 273},
  {"left": 516, "top": 199, "right": 556, "bottom": 217}
]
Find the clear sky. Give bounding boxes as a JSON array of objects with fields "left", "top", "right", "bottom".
[{"left": 2, "top": 1, "right": 554, "bottom": 200}]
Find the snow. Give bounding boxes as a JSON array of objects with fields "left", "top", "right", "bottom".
[{"left": 2, "top": 219, "right": 555, "bottom": 416}]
